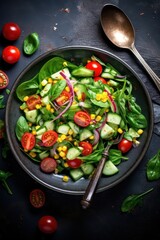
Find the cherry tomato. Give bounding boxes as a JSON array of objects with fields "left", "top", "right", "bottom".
[
  {"left": 21, "top": 132, "right": 36, "bottom": 150},
  {"left": 118, "top": 138, "right": 133, "bottom": 153},
  {"left": 29, "top": 189, "right": 45, "bottom": 208},
  {"left": 67, "top": 158, "right": 82, "bottom": 169},
  {"left": 55, "top": 90, "right": 71, "bottom": 106},
  {"left": 38, "top": 215, "right": 58, "bottom": 234},
  {"left": 94, "top": 76, "right": 108, "bottom": 84},
  {"left": 79, "top": 141, "right": 93, "bottom": 156},
  {"left": 2, "top": 46, "right": 20, "bottom": 64},
  {"left": 41, "top": 130, "right": 58, "bottom": 147},
  {"left": 86, "top": 61, "right": 103, "bottom": 77},
  {"left": 74, "top": 111, "right": 91, "bottom": 127},
  {"left": 40, "top": 157, "right": 57, "bottom": 173},
  {"left": 2, "top": 22, "right": 21, "bottom": 41},
  {"left": 0, "top": 70, "right": 9, "bottom": 89},
  {"left": 26, "top": 95, "right": 41, "bottom": 110}
]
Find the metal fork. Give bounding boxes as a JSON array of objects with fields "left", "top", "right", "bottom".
[{"left": 81, "top": 134, "right": 123, "bottom": 209}]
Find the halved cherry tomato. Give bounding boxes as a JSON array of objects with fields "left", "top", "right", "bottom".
[
  {"left": 29, "top": 189, "right": 45, "bottom": 208},
  {"left": 38, "top": 215, "right": 58, "bottom": 234},
  {"left": 67, "top": 158, "right": 82, "bottom": 169},
  {"left": 79, "top": 141, "right": 93, "bottom": 156},
  {"left": 41, "top": 130, "right": 58, "bottom": 147},
  {"left": 0, "top": 70, "right": 9, "bottom": 89},
  {"left": 118, "top": 138, "right": 133, "bottom": 153},
  {"left": 74, "top": 111, "right": 91, "bottom": 127},
  {"left": 55, "top": 90, "right": 71, "bottom": 106},
  {"left": 94, "top": 76, "right": 108, "bottom": 84},
  {"left": 26, "top": 95, "right": 41, "bottom": 110},
  {"left": 86, "top": 61, "right": 103, "bottom": 77},
  {"left": 21, "top": 132, "right": 35, "bottom": 150},
  {"left": 40, "top": 157, "right": 57, "bottom": 173},
  {"left": 2, "top": 22, "right": 21, "bottom": 41},
  {"left": 2, "top": 46, "right": 20, "bottom": 64}
]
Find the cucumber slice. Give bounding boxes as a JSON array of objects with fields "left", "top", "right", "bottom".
[
  {"left": 66, "top": 147, "right": 81, "bottom": 160},
  {"left": 40, "top": 83, "right": 52, "bottom": 97},
  {"left": 71, "top": 67, "right": 94, "bottom": 77},
  {"left": 102, "top": 160, "right": 119, "bottom": 176},
  {"left": 100, "top": 123, "right": 115, "bottom": 139},
  {"left": 107, "top": 112, "right": 121, "bottom": 125},
  {"left": 51, "top": 68, "right": 71, "bottom": 79},
  {"left": 68, "top": 121, "right": 80, "bottom": 136},
  {"left": 36, "top": 126, "right": 47, "bottom": 135},
  {"left": 79, "top": 129, "right": 92, "bottom": 141},
  {"left": 44, "top": 120, "right": 55, "bottom": 130},
  {"left": 57, "top": 124, "right": 70, "bottom": 135},
  {"left": 70, "top": 168, "right": 84, "bottom": 181},
  {"left": 25, "top": 109, "right": 38, "bottom": 123},
  {"left": 81, "top": 163, "right": 94, "bottom": 175},
  {"left": 38, "top": 150, "right": 49, "bottom": 160},
  {"left": 41, "top": 95, "right": 50, "bottom": 105}
]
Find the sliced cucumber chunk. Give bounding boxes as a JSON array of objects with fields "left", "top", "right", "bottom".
[
  {"left": 81, "top": 163, "right": 94, "bottom": 175},
  {"left": 100, "top": 123, "right": 115, "bottom": 139},
  {"left": 66, "top": 147, "right": 81, "bottom": 160},
  {"left": 40, "top": 83, "right": 52, "bottom": 97},
  {"left": 57, "top": 124, "right": 70, "bottom": 135},
  {"left": 44, "top": 120, "right": 55, "bottom": 130},
  {"left": 70, "top": 168, "right": 84, "bottom": 181},
  {"left": 107, "top": 112, "right": 121, "bottom": 125},
  {"left": 25, "top": 109, "right": 38, "bottom": 123},
  {"left": 102, "top": 160, "right": 119, "bottom": 176},
  {"left": 79, "top": 129, "right": 92, "bottom": 141}
]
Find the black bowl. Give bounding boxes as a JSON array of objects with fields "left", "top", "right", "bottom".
[{"left": 5, "top": 46, "right": 153, "bottom": 195}]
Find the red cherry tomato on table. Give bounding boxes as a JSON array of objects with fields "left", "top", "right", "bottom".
[
  {"left": 2, "top": 22, "right": 21, "bottom": 41},
  {"left": 74, "top": 111, "right": 91, "bottom": 127},
  {"left": 94, "top": 76, "right": 108, "bottom": 84},
  {"left": 41, "top": 130, "right": 58, "bottom": 147},
  {"left": 29, "top": 189, "right": 45, "bottom": 208},
  {"left": 86, "top": 61, "right": 103, "bottom": 77},
  {"left": 26, "top": 95, "right": 41, "bottom": 110},
  {"left": 0, "top": 70, "right": 9, "bottom": 89},
  {"left": 55, "top": 90, "right": 71, "bottom": 106},
  {"left": 67, "top": 158, "right": 82, "bottom": 168},
  {"left": 2, "top": 46, "right": 20, "bottom": 64},
  {"left": 21, "top": 132, "right": 36, "bottom": 150},
  {"left": 40, "top": 157, "right": 57, "bottom": 173},
  {"left": 118, "top": 138, "right": 133, "bottom": 153},
  {"left": 38, "top": 215, "right": 58, "bottom": 234},
  {"left": 79, "top": 141, "right": 93, "bottom": 156}
]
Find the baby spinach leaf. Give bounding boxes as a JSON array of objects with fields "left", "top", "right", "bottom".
[
  {"left": 15, "top": 116, "right": 29, "bottom": 141},
  {"left": 50, "top": 79, "right": 66, "bottom": 101},
  {"left": 126, "top": 112, "right": 147, "bottom": 129},
  {"left": 23, "top": 32, "right": 40, "bottom": 55},
  {"left": 108, "top": 149, "right": 128, "bottom": 165},
  {"left": 146, "top": 150, "right": 160, "bottom": 181},
  {"left": 121, "top": 188, "right": 153, "bottom": 213},
  {"left": 38, "top": 57, "right": 77, "bottom": 82},
  {"left": 16, "top": 74, "right": 39, "bottom": 101}
]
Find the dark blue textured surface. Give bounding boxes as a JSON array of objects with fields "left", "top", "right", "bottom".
[{"left": 0, "top": 0, "right": 160, "bottom": 239}]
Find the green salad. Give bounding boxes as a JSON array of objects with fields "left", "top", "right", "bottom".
[{"left": 15, "top": 55, "right": 147, "bottom": 182}]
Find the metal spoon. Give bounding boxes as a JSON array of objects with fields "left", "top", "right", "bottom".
[{"left": 100, "top": 4, "right": 160, "bottom": 92}]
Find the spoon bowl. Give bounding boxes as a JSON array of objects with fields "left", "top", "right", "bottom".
[{"left": 100, "top": 4, "right": 160, "bottom": 91}]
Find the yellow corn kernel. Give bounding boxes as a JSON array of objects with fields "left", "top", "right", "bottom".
[
  {"left": 89, "top": 135, "right": 94, "bottom": 140},
  {"left": 74, "top": 141, "right": 78, "bottom": 146},
  {"left": 64, "top": 162, "right": 69, "bottom": 168},
  {"left": 35, "top": 125, "right": 40, "bottom": 130},
  {"left": 137, "top": 129, "right": 143, "bottom": 135},
  {"left": 63, "top": 61, "right": 68, "bottom": 67},
  {"left": 68, "top": 129, "right": 74, "bottom": 135},
  {"left": 59, "top": 151, "right": 66, "bottom": 157},
  {"left": 95, "top": 115, "right": 102, "bottom": 121},
  {"left": 91, "top": 114, "right": 96, "bottom": 120},
  {"left": 32, "top": 130, "right": 37, "bottom": 135},
  {"left": 41, "top": 79, "right": 48, "bottom": 86},
  {"left": 62, "top": 175, "right": 69, "bottom": 182},
  {"left": 96, "top": 94, "right": 102, "bottom": 101},
  {"left": 57, "top": 146, "right": 63, "bottom": 152},
  {"left": 62, "top": 146, "right": 67, "bottom": 151},
  {"left": 53, "top": 80, "right": 57, "bottom": 84},
  {"left": 23, "top": 96, "right": 29, "bottom": 101},
  {"left": 67, "top": 136, "right": 73, "bottom": 141},
  {"left": 24, "top": 149, "right": 28, "bottom": 152},
  {"left": 29, "top": 152, "right": 36, "bottom": 158},
  {"left": 36, "top": 104, "right": 41, "bottom": 109},
  {"left": 46, "top": 104, "right": 51, "bottom": 111},
  {"left": 57, "top": 138, "right": 62, "bottom": 143},
  {"left": 77, "top": 94, "right": 82, "bottom": 100},
  {"left": 118, "top": 128, "right": 123, "bottom": 134},
  {"left": 74, "top": 87, "right": 78, "bottom": 92},
  {"left": 105, "top": 108, "right": 109, "bottom": 112},
  {"left": 102, "top": 92, "right": 108, "bottom": 98},
  {"left": 65, "top": 86, "right": 70, "bottom": 92},
  {"left": 50, "top": 108, "right": 54, "bottom": 113},
  {"left": 48, "top": 77, "right": 53, "bottom": 83},
  {"left": 20, "top": 105, "right": 24, "bottom": 110},
  {"left": 101, "top": 98, "right": 108, "bottom": 103},
  {"left": 53, "top": 154, "right": 59, "bottom": 159},
  {"left": 61, "top": 134, "right": 67, "bottom": 140},
  {"left": 28, "top": 122, "right": 32, "bottom": 127}
]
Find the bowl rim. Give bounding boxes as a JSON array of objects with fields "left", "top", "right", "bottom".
[{"left": 5, "top": 45, "right": 154, "bottom": 195}]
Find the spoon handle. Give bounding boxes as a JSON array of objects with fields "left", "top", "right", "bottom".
[{"left": 130, "top": 45, "right": 160, "bottom": 92}]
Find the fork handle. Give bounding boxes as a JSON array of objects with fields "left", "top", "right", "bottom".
[{"left": 81, "top": 155, "right": 107, "bottom": 209}]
